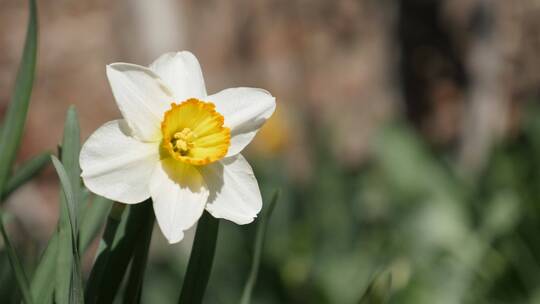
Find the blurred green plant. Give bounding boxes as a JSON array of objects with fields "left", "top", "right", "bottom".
[
  {"left": 358, "top": 271, "right": 392, "bottom": 304},
  {"left": 0, "top": 212, "right": 33, "bottom": 304},
  {"left": 0, "top": 0, "right": 37, "bottom": 199},
  {"left": 0, "top": 1, "right": 39, "bottom": 302},
  {"left": 240, "top": 189, "right": 280, "bottom": 304}
]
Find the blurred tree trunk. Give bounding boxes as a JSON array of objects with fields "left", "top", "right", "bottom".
[
  {"left": 397, "top": 0, "right": 512, "bottom": 174},
  {"left": 113, "top": 0, "right": 185, "bottom": 63},
  {"left": 455, "top": 0, "right": 509, "bottom": 175},
  {"left": 397, "top": 0, "right": 468, "bottom": 137}
]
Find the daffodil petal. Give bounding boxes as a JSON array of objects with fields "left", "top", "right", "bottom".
[
  {"left": 149, "top": 51, "right": 207, "bottom": 102},
  {"left": 202, "top": 154, "right": 262, "bottom": 225},
  {"left": 80, "top": 120, "right": 159, "bottom": 204},
  {"left": 150, "top": 159, "right": 209, "bottom": 244},
  {"left": 106, "top": 63, "right": 174, "bottom": 141},
  {"left": 208, "top": 88, "right": 276, "bottom": 156}
]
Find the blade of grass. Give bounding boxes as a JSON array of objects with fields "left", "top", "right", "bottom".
[
  {"left": 1, "top": 152, "right": 51, "bottom": 200},
  {"left": 122, "top": 209, "right": 155, "bottom": 304},
  {"left": 0, "top": 0, "right": 38, "bottom": 199},
  {"left": 178, "top": 211, "right": 220, "bottom": 304},
  {"left": 240, "top": 190, "right": 280, "bottom": 304},
  {"left": 85, "top": 201, "right": 153, "bottom": 304},
  {"left": 51, "top": 156, "right": 84, "bottom": 304},
  {"left": 0, "top": 212, "right": 34, "bottom": 304},
  {"left": 78, "top": 195, "right": 112, "bottom": 254}
]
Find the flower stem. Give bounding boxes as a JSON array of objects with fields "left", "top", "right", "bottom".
[{"left": 178, "top": 211, "right": 220, "bottom": 304}]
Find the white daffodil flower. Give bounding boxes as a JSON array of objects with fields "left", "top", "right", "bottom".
[{"left": 80, "top": 51, "right": 276, "bottom": 243}]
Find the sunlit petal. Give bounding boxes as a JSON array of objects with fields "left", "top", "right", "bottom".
[
  {"left": 208, "top": 87, "right": 276, "bottom": 156},
  {"left": 80, "top": 120, "right": 159, "bottom": 204}
]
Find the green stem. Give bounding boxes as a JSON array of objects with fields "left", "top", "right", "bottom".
[
  {"left": 122, "top": 208, "right": 155, "bottom": 304},
  {"left": 178, "top": 211, "right": 220, "bottom": 304},
  {"left": 84, "top": 203, "right": 125, "bottom": 304},
  {"left": 240, "top": 190, "right": 280, "bottom": 304},
  {"left": 85, "top": 201, "right": 153, "bottom": 304}
]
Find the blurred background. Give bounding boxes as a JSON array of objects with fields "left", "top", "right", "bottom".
[{"left": 2, "top": 0, "right": 540, "bottom": 303}]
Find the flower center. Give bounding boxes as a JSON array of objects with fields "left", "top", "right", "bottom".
[
  {"left": 172, "top": 128, "right": 195, "bottom": 155},
  {"left": 161, "top": 99, "right": 230, "bottom": 166}
]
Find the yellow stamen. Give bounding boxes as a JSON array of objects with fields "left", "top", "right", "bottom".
[
  {"left": 161, "top": 99, "right": 230, "bottom": 165},
  {"left": 173, "top": 128, "right": 195, "bottom": 154}
]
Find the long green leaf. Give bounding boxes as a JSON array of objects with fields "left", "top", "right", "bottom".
[
  {"left": 54, "top": 107, "right": 82, "bottom": 304},
  {"left": 1, "top": 152, "right": 51, "bottom": 200},
  {"left": 30, "top": 194, "right": 110, "bottom": 304},
  {"left": 30, "top": 233, "right": 58, "bottom": 304},
  {"left": 78, "top": 195, "right": 112, "bottom": 254},
  {"left": 60, "top": 106, "right": 81, "bottom": 230},
  {"left": 31, "top": 196, "right": 103, "bottom": 303},
  {"left": 0, "top": 0, "right": 38, "bottom": 198},
  {"left": 240, "top": 190, "right": 280, "bottom": 304},
  {"left": 178, "top": 211, "right": 220, "bottom": 304},
  {"left": 0, "top": 213, "right": 34, "bottom": 304},
  {"left": 51, "top": 156, "right": 84, "bottom": 304},
  {"left": 122, "top": 208, "right": 155, "bottom": 304},
  {"left": 0, "top": 251, "right": 17, "bottom": 301},
  {"left": 85, "top": 201, "right": 153, "bottom": 304},
  {"left": 84, "top": 203, "right": 124, "bottom": 304}
]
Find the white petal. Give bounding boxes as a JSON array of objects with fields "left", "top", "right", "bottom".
[
  {"left": 80, "top": 120, "right": 159, "bottom": 204},
  {"left": 149, "top": 51, "right": 207, "bottom": 102},
  {"left": 202, "top": 154, "right": 262, "bottom": 225},
  {"left": 106, "top": 63, "right": 174, "bottom": 141},
  {"left": 208, "top": 88, "right": 276, "bottom": 156},
  {"left": 150, "top": 159, "right": 209, "bottom": 244}
]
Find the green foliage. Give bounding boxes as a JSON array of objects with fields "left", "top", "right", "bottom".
[
  {"left": 85, "top": 201, "right": 154, "bottom": 304},
  {"left": 51, "top": 156, "right": 84, "bottom": 303},
  {"left": 30, "top": 233, "right": 57, "bottom": 304},
  {"left": 0, "top": 0, "right": 38, "bottom": 199},
  {"left": 240, "top": 189, "right": 280, "bottom": 304},
  {"left": 3, "top": 1, "right": 540, "bottom": 303},
  {"left": 54, "top": 106, "right": 84, "bottom": 304},
  {"left": 358, "top": 272, "right": 392, "bottom": 304},
  {"left": 178, "top": 211, "right": 220, "bottom": 304},
  {"left": 78, "top": 195, "right": 112, "bottom": 253},
  {"left": 1, "top": 152, "right": 51, "bottom": 201},
  {"left": 122, "top": 209, "right": 155, "bottom": 304},
  {"left": 0, "top": 213, "right": 33, "bottom": 304}
]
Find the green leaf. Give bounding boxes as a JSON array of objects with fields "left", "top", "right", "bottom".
[
  {"left": 0, "top": 213, "right": 34, "bottom": 304},
  {"left": 61, "top": 106, "right": 82, "bottom": 228},
  {"left": 84, "top": 203, "right": 124, "bottom": 304},
  {"left": 1, "top": 152, "right": 51, "bottom": 200},
  {"left": 0, "top": 0, "right": 38, "bottom": 199},
  {"left": 358, "top": 272, "right": 392, "bottom": 304},
  {"left": 30, "top": 195, "right": 109, "bottom": 304},
  {"left": 85, "top": 201, "right": 153, "bottom": 304},
  {"left": 30, "top": 233, "right": 58, "bottom": 304},
  {"left": 54, "top": 107, "right": 82, "bottom": 304},
  {"left": 178, "top": 211, "right": 220, "bottom": 304},
  {"left": 51, "top": 156, "right": 84, "bottom": 304},
  {"left": 122, "top": 208, "right": 154, "bottom": 304},
  {"left": 78, "top": 195, "right": 112, "bottom": 254},
  {"left": 240, "top": 190, "right": 280, "bottom": 304}
]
